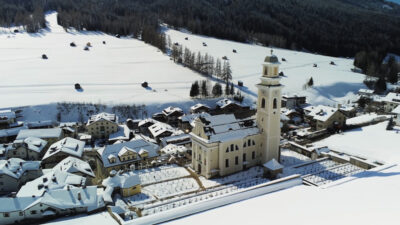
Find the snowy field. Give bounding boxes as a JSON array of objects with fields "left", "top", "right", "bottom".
[
  {"left": 0, "top": 12, "right": 366, "bottom": 111},
  {"left": 0, "top": 12, "right": 202, "bottom": 109},
  {"left": 165, "top": 27, "right": 366, "bottom": 106}
]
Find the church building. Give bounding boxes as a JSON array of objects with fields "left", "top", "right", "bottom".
[{"left": 190, "top": 53, "right": 283, "bottom": 178}]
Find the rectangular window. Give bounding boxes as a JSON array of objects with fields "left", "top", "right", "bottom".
[
  {"left": 230, "top": 144, "right": 234, "bottom": 152},
  {"left": 225, "top": 159, "right": 229, "bottom": 168},
  {"left": 199, "top": 154, "right": 201, "bottom": 161},
  {"left": 4, "top": 213, "right": 9, "bottom": 217},
  {"left": 31, "top": 210, "right": 37, "bottom": 215},
  {"left": 243, "top": 153, "right": 246, "bottom": 161},
  {"left": 235, "top": 156, "right": 238, "bottom": 165},
  {"left": 252, "top": 151, "right": 255, "bottom": 159}
]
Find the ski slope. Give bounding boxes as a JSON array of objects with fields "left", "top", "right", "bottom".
[{"left": 0, "top": 12, "right": 367, "bottom": 110}]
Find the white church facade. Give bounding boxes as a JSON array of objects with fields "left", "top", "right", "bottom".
[{"left": 190, "top": 53, "right": 283, "bottom": 178}]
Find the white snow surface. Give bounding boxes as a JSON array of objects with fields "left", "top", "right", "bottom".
[{"left": 1, "top": 12, "right": 366, "bottom": 110}]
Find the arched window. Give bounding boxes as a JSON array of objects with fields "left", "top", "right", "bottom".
[
  {"left": 261, "top": 98, "right": 265, "bottom": 108},
  {"left": 230, "top": 144, "right": 234, "bottom": 152},
  {"left": 248, "top": 140, "right": 251, "bottom": 146},
  {"left": 273, "top": 98, "right": 277, "bottom": 109},
  {"left": 226, "top": 148, "right": 229, "bottom": 153},
  {"left": 235, "top": 145, "right": 239, "bottom": 151},
  {"left": 252, "top": 140, "right": 255, "bottom": 145},
  {"left": 243, "top": 142, "right": 247, "bottom": 148}
]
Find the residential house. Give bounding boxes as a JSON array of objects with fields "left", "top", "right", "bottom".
[
  {"left": 102, "top": 170, "right": 141, "bottom": 203},
  {"left": 281, "top": 95, "right": 306, "bottom": 109},
  {"left": 86, "top": 112, "right": 119, "bottom": 139},
  {"left": 304, "top": 105, "right": 347, "bottom": 131},
  {"left": 52, "top": 156, "right": 95, "bottom": 179},
  {"left": 191, "top": 54, "right": 282, "bottom": 178},
  {"left": 6, "top": 137, "right": 47, "bottom": 160},
  {"left": 162, "top": 106, "right": 184, "bottom": 126},
  {"left": 0, "top": 158, "right": 42, "bottom": 194},
  {"left": 148, "top": 122, "right": 182, "bottom": 143},
  {"left": 190, "top": 103, "right": 210, "bottom": 114},
  {"left": 358, "top": 88, "right": 374, "bottom": 97},
  {"left": 108, "top": 125, "right": 132, "bottom": 144},
  {"left": 138, "top": 118, "right": 157, "bottom": 136},
  {"left": 0, "top": 110, "right": 16, "bottom": 129},
  {"left": 160, "top": 133, "right": 191, "bottom": 148},
  {"left": 178, "top": 113, "right": 204, "bottom": 132},
  {"left": 96, "top": 139, "right": 159, "bottom": 176},
  {"left": 126, "top": 119, "right": 141, "bottom": 133},
  {"left": 16, "top": 128, "right": 64, "bottom": 146},
  {"left": 0, "top": 126, "right": 27, "bottom": 143},
  {"left": 379, "top": 92, "right": 400, "bottom": 113},
  {"left": 41, "top": 138, "right": 85, "bottom": 168},
  {"left": 213, "top": 98, "right": 254, "bottom": 119},
  {"left": 26, "top": 120, "right": 58, "bottom": 129}
]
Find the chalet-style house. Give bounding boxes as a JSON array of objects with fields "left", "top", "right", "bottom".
[
  {"left": 162, "top": 106, "right": 184, "bottom": 126},
  {"left": 281, "top": 95, "right": 306, "bottom": 109},
  {"left": 160, "top": 133, "right": 191, "bottom": 148},
  {"left": 214, "top": 98, "right": 254, "bottom": 119},
  {"left": 304, "top": 105, "right": 347, "bottom": 131},
  {"left": 6, "top": 137, "right": 47, "bottom": 160},
  {"left": 41, "top": 137, "right": 85, "bottom": 168},
  {"left": 0, "top": 158, "right": 42, "bottom": 194},
  {"left": 86, "top": 112, "right": 119, "bottom": 139},
  {"left": 191, "top": 54, "right": 282, "bottom": 178},
  {"left": 96, "top": 139, "right": 159, "bottom": 176},
  {"left": 190, "top": 103, "right": 210, "bottom": 114},
  {"left": 378, "top": 92, "right": 400, "bottom": 113},
  {"left": 0, "top": 110, "right": 16, "bottom": 129},
  {"left": 16, "top": 128, "right": 64, "bottom": 146},
  {"left": 138, "top": 118, "right": 157, "bottom": 136},
  {"left": 178, "top": 113, "right": 203, "bottom": 132},
  {"left": 102, "top": 170, "right": 141, "bottom": 203},
  {"left": 148, "top": 122, "right": 182, "bottom": 143}
]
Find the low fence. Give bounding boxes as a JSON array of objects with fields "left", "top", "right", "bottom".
[{"left": 118, "top": 175, "right": 302, "bottom": 225}]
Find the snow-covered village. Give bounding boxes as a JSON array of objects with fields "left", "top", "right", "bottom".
[{"left": 1, "top": 1, "right": 400, "bottom": 225}]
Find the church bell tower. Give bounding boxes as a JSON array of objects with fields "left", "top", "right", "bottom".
[{"left": 256, "top": 50, "right": 283, "bottom": 164}]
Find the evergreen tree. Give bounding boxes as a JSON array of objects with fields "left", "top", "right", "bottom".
[
  {"left": 215, "top": 58, "right": 222, "bottom": 78},
  {"left": 375, "top": 75, "right": 387, "bottom": 93},
  {"left": 201, "top": 80, "right": 208, "bottom": 97},
  {"left": 308, "top": 77, "right": 314, "bottom": 87},
  {"left": 230, "top": 83, "right": 234, "bottom": 95},
  {"left": 212, "top": 83, "right": 222, "bottom": 97},
  {"left": 225, "top": 83, "right": 230, "bottom": 96},
  {"left": 190, "top": 81, "right": 200, "bottom": 97}
]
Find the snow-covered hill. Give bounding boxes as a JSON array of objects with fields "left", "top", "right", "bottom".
[
  {"left": 165, "top": 27, "right": 366, "bottom": 106},
  {"left": 0, "top": 12, "right": 367, "bottom": 111}
]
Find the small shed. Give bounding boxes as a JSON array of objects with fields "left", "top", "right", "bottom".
[{"left": 263, "top": 158, "right": 283, "bottom": 179}]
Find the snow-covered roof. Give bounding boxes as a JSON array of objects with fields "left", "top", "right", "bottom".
[
  {"left": 192, "top": 114, "right": 260, "bottom": 143},
  {"left": 160, "top": 133, "right": 191, "bottom": 146},
  {"left": 52, "top": 156, "right": 95, "bottom": 177},
  {"left": 102, "top": 171, "right": 140, "bottom": 189},
  {"left": 109, "top": 125, "right": 130, "bottom": 142},
  {"left": 0, "top": 109, "right": 16, "bottom": 121},
  {"left": 263, "top": 158, "right": 283, "bottom": 171},
  {"left": 392, "top": 105, "right": 400, "bottom": 114},
  {"left": 346, "top": 113, "right": 390, "bottom": 126},
  {"left": 180, "top": 113, "right": 208, "bottom": 128},
  {"left": 39, "top": 185, "right": 103, "bottom": 212},
  {"left": 118, "top": 146, "right": 137, "bottom": 156},
  {"left": 43, "top": 137, "right": 85, "bottom": 160},
  {"left": 148, "top": 122, "right": 182, "bottom": 138},
  {"left": 304, "top": 105, "right": 339, "bottom": 122},
  {"left": 102, "top": 171, "right": 140, "bottom": 202},
  {"left": 97, "top": 139, "right": 159, "bottom": 168},
  {"left": 190, "top": 103, "right": 210, "bottom": 112},
  {"left": 138, "top": 118, "right": 157, "bottom": 127},
  {"left": 358, "top": 89, "right": 374, "bottom": 94},
  {"left": 16, "top": 128, "right": 62, "bottom": 140},
  {"left": 87, "top": 112, "right": 118, "bottom": 125},
  {"left": 162, "top": 106, "right": 183, "bottom": 117},
  {"left": 17, "top": 170, "right": 86, "bottom": 197},
  {"left": 216, "top": 98, "right": 241, "bottom": 109},
  {"left": 0, "top": 126, "right": 27, "bottom": 138},
  {"left": 264, "top": 54, "right": 280, "bottom": 64},
  {"left": 0, "top": 158, "right": 41, "bottom": 179},
  {"left": 160, "top": 144, "right": 188, "bottom": 155},
  {"left": 380, "top": 92, "right": 400, "bottom": 104},
  {"left": 19, "top": 137, "right": 47, "bottom": 153}
]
